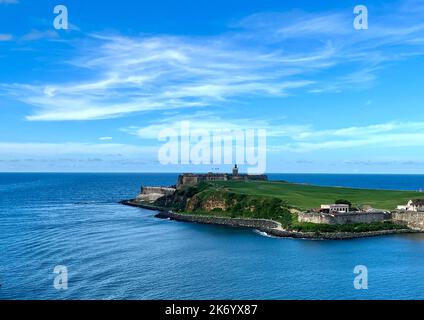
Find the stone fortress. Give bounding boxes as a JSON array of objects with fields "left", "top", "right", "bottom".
[
  {"left": 299, "top": 198, "right": 424, "bottom": 229},
  {"left": 176, "top": 164, "right": 268, "bottom": 190},
  {"left": 132, "top": 166, "right": 424, "bottom": 231},
  {"left": 136, "top": 165, "right": 267, "bottom": 202}
]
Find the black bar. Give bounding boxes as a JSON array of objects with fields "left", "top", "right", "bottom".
[{"left": 0, "top": 300, "right": 423, "bottom": 318}]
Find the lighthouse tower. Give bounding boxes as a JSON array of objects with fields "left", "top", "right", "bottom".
[{"left": 232, "top": 164, "right": 239, "bottom": 177}]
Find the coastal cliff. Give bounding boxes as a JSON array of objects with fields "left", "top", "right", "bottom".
[
  {"left": 136, "top": 186, "right": 176, "bottom": 203},
  {"left": 153, "top": 211, "right": 415, "bottom": 240},
  {"left": 155, "top": 184, "right": 293, "bottom": 228},
  {"left": 392, "top": 211, "right": 424, "bottom": 231},
  {"left": 123, "top": 180, "right": 415, "bottom": 239}
]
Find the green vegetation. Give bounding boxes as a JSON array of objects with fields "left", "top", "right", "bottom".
[
  {"left": 335, "top": 199, "right": 352, "bottom": 206},
  {"left": 291, "top": 221, "right": 406, "bottom": 233},
  {"left": 168, "top": 180, "right": 416, "bottom": 233},
  {"left": 211, "top": 180, "right": 420, "bottom": 210},
  {"left": 185, "top": 187, "right": 292, "bottom": 227}
]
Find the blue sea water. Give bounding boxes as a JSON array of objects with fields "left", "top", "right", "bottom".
[{"left": 1, "top": 173, "right": 424, "bottom": 300}]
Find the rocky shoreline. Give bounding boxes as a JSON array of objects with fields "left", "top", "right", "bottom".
[
  {"left": 263, "top": 226, "right": 416, "bottom": 240},
  {"left": 121, "top": 200, "right": 416, "bottom": 240}
]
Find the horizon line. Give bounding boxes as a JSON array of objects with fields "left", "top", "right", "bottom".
[{"left": 1, "top": 171, "right": 424, "bottom": 175}]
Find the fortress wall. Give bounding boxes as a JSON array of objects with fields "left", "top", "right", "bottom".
[
  {"left": 152, "top": 211, "right": 414, "bottom": 240},
  {"left": 159, "top": 212, "right": 280, "bottom": 229},
  {"left": 298, "top": 212, "right": 390, "bottom": 225},
  {"left": 244, "top": 175, "right": 268, "bottom": 180},
  {"left": 177, "top": 176, "right": 199, "bottom": 189},
  {"left": 392, "top": 211, "right": 424, "bottom": 231},
  {"left": 136, "top": 187, "right": 176, "bottom": 203},
  {"left": 298, "top": 212, "right": 333, "bottom": 224},
  {"left": 336, "top": 212, "right": 389, "bottom": 224},
  {"left": 141, "top": 187, "right": 176, "bottom": 194},
  {"left": 176, "top": 173, "right": 268, "bottom": 189}
]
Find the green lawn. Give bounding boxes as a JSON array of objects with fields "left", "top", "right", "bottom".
[{"left": 212, "top": 180, "right": 421, "bottom": 210}]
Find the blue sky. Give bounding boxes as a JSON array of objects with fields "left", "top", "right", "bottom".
[{"left": 0, "top": 0, "right": 424, "bottom": 173}]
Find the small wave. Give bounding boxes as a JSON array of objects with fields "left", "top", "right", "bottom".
[
  {"left": 253, "top": 229, "right": 324, "bottom": 241},
  {"left": 74, "top": 200, "right": 117, "bottom": 205},
  {"left": 253, "top": 229, "right": 277, "bottom": 238}
]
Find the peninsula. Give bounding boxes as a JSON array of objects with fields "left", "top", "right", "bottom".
[{"left": 122, "top": 167, "right": 424, "bottom": 240}]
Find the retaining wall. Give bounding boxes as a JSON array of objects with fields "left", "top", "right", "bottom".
[
  {"left": 392, "top": 211, "right": 424, "bottom": 231},
  {"left": 298, "top": 212, "right": 390, "bottom": 225}
]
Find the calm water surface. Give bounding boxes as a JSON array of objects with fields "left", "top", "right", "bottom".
[{"left": 1, "top": 173, "right": 424, "bottom": 300}]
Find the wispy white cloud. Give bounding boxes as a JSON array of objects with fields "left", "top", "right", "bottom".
[
  {"left": 274, "top": 121, "right": 424, "bottom": 152},
  {"left": 0, "top": 34, "right": 13, "bottom": 41},
  {"left": 3, "top": 34, "right": 318, "bottom": 121},
  {"left": 0, "top": 0, "right": 18, "bottom": 4},
  {"left": 122, "top": 111, "right": 306, "bottom": 140},
  {"left": 0, "top": 142, "right": 157, "bottom": 161},
  {"left": 0, "top": 142, "right": 159, "bottom": 172},
  {"left": 124, "top": 108, "right": 424, "bottom": 155},
  {"left": 128, "top": 115, "right": 424, "bottom": 153},
  {"left": 20, "top": 30, "right": 59, "bottom": 42},
  {"left": 282, "top": 133, "right": 424, "bottom": 153},
  {"left": 1, "top": 1, "right": 424, "bottom": 121}
]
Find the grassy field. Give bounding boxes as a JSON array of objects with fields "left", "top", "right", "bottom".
[{"left": 212, "top": 180, "right": 421, "bottom": 210}]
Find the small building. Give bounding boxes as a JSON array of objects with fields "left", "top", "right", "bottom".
[
  {"left": 320, "top": 204, "right": 349, "bottom": 214},
  {"left": 397, "top": 199, "right": 424, "bottom": 212}
]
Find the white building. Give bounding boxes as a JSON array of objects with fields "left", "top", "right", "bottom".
[
  {"left": 321, "top": 204, "right": 349, "bottom": 214},
  {"left": 397, "top": 199, "right": 424, "bottom": 212}
]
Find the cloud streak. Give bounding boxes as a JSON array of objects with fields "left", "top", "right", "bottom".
[
  {"left": 129, "top": 115, "right": 424, "bottom": 153},
  {"left": 0, "top": 142, "right": 155, "bottom": 157},
  {"left": 275, "top": 121, "right": 424, "bottom": 152},
  {"left": 0, "top": 0, "right": 18, "bottom": 4},
  {"left": 0, "top": 34, "right": 13, "bottom": 41},
  {"left": 20, "top": 30, "right": 59, "bottom": 42},
  {"left": 0, "top": 142, "right": 159, "bottom": 172},
  {"left": 122, "top": 111, "right": 306, "bottom": 140},
  {"left": 1, "top": 1, "right": 424, "bottom": 121},
  {"left": 3, "top": 34, "right": 318, "bottom": 121}
]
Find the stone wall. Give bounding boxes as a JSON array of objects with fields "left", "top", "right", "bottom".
[
  {"left": 156, "top": 212, "right": 279, "bottom": 229},
  {"left": 177, "top": 175, "right": 201, "bottom": 189},
  {"left": 176, "top": 173, "right": 268, "bottom": 189},
  {"left": 136, "top": 187, "right": 176, "bottom": 203},
  {"left": 153, "top": 211, "right": 414, "bottom": 240},
  {"left": 392, "top": 211, "right": 424, "bottom": 231},
  {"left": 265, "top": 228, "right": 414, "bottom": 240},
  {"left": 298, "top": 211, "right": 390, "bottom": 225}
]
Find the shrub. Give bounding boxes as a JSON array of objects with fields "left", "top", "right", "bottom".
[{"left": 335, "top": 199, "right": 352, "bottom": 206}]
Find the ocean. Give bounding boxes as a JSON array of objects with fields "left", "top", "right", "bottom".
[{"left": 1, "top": 173, "right": 424, "bottom": 300}]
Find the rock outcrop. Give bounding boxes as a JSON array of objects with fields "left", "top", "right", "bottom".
[
  {"left": 392, "top": 211, "right": 424, "bottom": 231},
  {"left": 154, "top": 211, "right": 415, "bottom": 240},
  {"left": 298, "top": 211, "right": 391, "bottom": 225},
  {"left": 136, "top": 187, "right": 176, "bottom": 203}
]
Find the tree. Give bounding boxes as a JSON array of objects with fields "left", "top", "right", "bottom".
[{"left": 335, "top": 199, "right": 352, "bottom": 206}]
